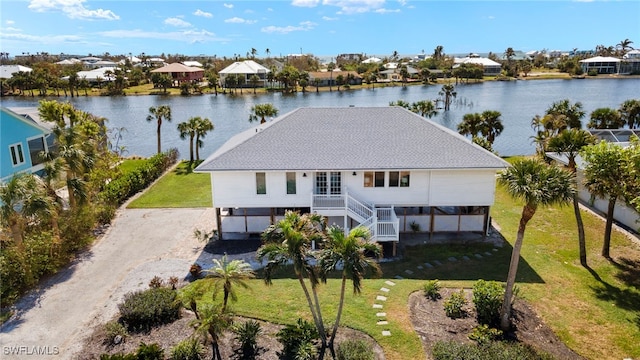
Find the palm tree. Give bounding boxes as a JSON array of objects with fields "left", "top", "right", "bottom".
[
  {"left": 433, "top": 45, "right": 444, "bottom": 61},
  {"left": 191, "top": 303, "right": 233, "bottom": 360},
  {"left": 257, "top": 211, "right": 328, "bottom": 355},
  {"left": 193, "top": 117, "right": 214, "bottom": 162},
  {"left": 587, "top": 107, "right": 624, "bottom": 129},
  {"left": 204, "top": 254, "right": 255, "bottom": 311},
  {"left": 249, "top": 103, "right": 279, "bottom": 124},
  {"left": 546, "top": 99, "right": 585, "bottom": 129},
  {"left": 0, "top": 174, "right": 38, "bottom": 247},
  {"left": 249, "top": 74, "right": 260, "bottom": 94},
  {"left": 458, "top": 113, "right": 483, "bottom": 139},
  {"left": 399, "top": 65, "right": 410, "bottom": 87},
  {"left": 439, "top": 83, "right": 456, "bottom": 111},
  {"left": 547, "top": 129, "right": 596, "bottom": 266},
  {"left": 618, "top": 99, "right": 640, "bottom": 129},
  {"left": 498, "top": 159, "right": 575, "bottom": 331},
  {"left": 616, "top": 38, "right": 634, "bottom": 54},
  {"left": 319, "top": 226, "right": 382, "bottom": 355},
  {"left": 411, "top": 100, "right": 438, "bottom": 118},
  {"left": 480, "top": 110, "right": 504, "bottom": 145},
  {"left": 146, "top": 105, "right": 172, "bottom": 154},
  {"left": 327, "top": 62, "right": 335, "bottom": 92},
  {"left": 178, "top": 117, "right": 198, "bottom": 162}
]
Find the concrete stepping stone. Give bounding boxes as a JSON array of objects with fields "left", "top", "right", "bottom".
[
  {"left": 380, "top": 287, "right": 390, "bottom": 293},
  {"left": 424, "top": 262, "right": 433, "bottom": 268},
  {"left": 373, "top": 304, "right": 383, "bottom": 309},
  {"left": 462, "top": 255, "right": 470, "bottom": 261},
  {"left": 394, "top": 275, "right": 404, "bottom": 280},
  {"left": 404, "top": 269, "right": 414, "bottom": 275},
  {"left": 474, "top": 254, "right": 483, "bottom": 259},
  {"left": 484, "top": 251, "right": 492, "bottom": 256},
  {"left": 448, "top": 256, "right": 457, "bottom": 262},
  {"left": 382, "top": 330, "right": 392, "bottom": 336},
  {"left": 376, "top": 312, "right": 386, "bottom": 317},
  {"left": 385, "top": 280, "right": 396, "bottom": 286},
  {"left": 492, "top": 248, "right": 499, "bottom": 252},
  {"left": 433, "top": 260, "right": 442, "bottom": 266},
  {"left": 376, "top": 295, "right": 387, "bottom": 301},
  {"left": 376, "top": 320, "right": 388, "bottom": 325},
  {"left": 417, "top": 265, "right": 423, "bottom": 270}
]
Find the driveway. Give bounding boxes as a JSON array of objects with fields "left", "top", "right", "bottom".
[{"left": 0, "top": 207, "right": 216, "bottom": 359}]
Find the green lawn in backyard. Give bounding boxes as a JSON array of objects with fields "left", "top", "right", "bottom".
[
  {"left": 127, "top": 161, "right": 212, "bottom": 208},
  {"left": 186, "top": 182, "right": 639, "bottom": 360}
]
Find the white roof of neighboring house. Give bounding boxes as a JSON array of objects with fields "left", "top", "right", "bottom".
[
  {"left": 219, "top": 60, "right": 270, "bottom": 74},
  {"left": 92, "top": 60, "right": 118, "bottom": 66},
  {"left": 454, "top": 57, "right": 501, "bottom": 66},
  {"left": 79, "top": 56, "right": 102, "bottom": 62},
  {"left": 623, "top": 50, "right": 640, "bottom": 59},
  {"left": 362, "top": 57, "right": 382, "bottom": 64},
  {"left": 579, "top": 56, "right": 621, "bottom": 63},
  {"left": 182, "top": 60, "right": 203, "bottom": 67},
  {"left": 196, "top": 107, "right": 508, "bottom": 172},
  {"left": 0, "top": 65, "right": 32, "bottom": 78},
  {"left": 56, "top": 58, "right": 82, "bottom": 65},
  {"left": 63, "top": 67, "right": 116, "bottom": 82},
  {"left": 383, "top": 62, "right": 399, "bottom": 69}
]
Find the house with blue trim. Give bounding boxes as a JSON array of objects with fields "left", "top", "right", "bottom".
[{"left": 1, "top": 107, "right": 55, "bottom": 182}]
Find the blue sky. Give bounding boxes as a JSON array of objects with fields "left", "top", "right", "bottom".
[{"left": 1, "top": 0, "right": 638, "bottom": 58}]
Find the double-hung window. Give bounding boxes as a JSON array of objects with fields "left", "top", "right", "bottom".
[{"left": 9, "top": 143, "right": 25, "bottom": 166}]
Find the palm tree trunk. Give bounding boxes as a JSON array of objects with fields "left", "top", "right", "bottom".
[
  {"left": 329, "top": 276, "right": 347, "bottom": 354},
  {"left": 189, "top": 136, "right": 194, "bottom": 162},
  {"left": 573, "top": 194, "right": 587, "bottom": 266},
  {"left": 10, "top": 220, "right": 24, "bottom": 249},
  {"left": 500, "top": 204, "right": 535, "bottom": 331},
  {"left": 297, "top": 275, "right": 324, "bottom": 348},
  {"left": 156, "top": 122, "right": 162, "bottom": 154},
  {"left": 312, "top": 286, "right": 328, "bottom": 348},
  {"left": 602, "top": 197, "right": 616, "bottom": 258},
  {"left": 195, "top": 134, "right": 201, "bottom": 161},
  {"left": 66, "top": 171, "right": 76, "bottom": 210}
]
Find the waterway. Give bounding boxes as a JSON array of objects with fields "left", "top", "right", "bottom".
[{"left": 1, "top": 78, "right": 638, "bottom": 159}]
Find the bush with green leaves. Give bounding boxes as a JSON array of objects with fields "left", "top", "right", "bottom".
[
  {"left": 233, "top": 320, "right": 262, "bottom": 358},
  {"left": 103, "top": 319, "right": 128, "bottom": 345},
  {"left": 118, "top": 287, "right": 181, "bottom": 332},
  {"left": 336, "top": 339, "right": 375, "bottom": 360},
  {"left": 472, "top": 280, "right": 504, "bottom": 327},
  {"left": 100, "top": 342, "right": 165, "bottom": 360},
  {"left": 468, "top": 324, "right": 503, "bottom": 345},
  {"left": 443, "top": 290, "right": 467, "bottom": 319},
  {"left": 424, "top": 280, "right": 441, "bottom": 300},
  {"left": 432, "top": 340, "right": 554, "bottom": 360},
  {"left": 276, "top": 318, "right": 319, "bottom": 360},
  {"left": 170, "top": 338, "right": 204, "bottom": 360}
]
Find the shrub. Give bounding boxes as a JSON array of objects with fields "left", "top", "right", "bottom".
[
  {"left": 100, "top": 354, "right": 136, "bottom": 360},
  {"left": 469, "top": 324, "right": 503, "bottom": 345},
  {"left": 432, "top": 339, "right": 554, "bottom": 360},
  {"left": 103, "top": 319, "right": 128, "bottom": 345},
  {"left": 148, "top": 276, "right": 164, "bottom": 288},
  {"left": 135, "top": 342, "right": 164, "bottom": 360},
  {"left": 276, "top": 318, "right": 319, "bottom": 360},
  {"left": 472, "top": 280, "right": 504, "bottom": 327},
  {"left": 233, "top": 320, "right": 262, "bottom": 357},
  {"left": 336, "top": 339, "right": 375, "bottom": 360},
  {"left": 443, "top": 290, "right": 467, "bottom": 319},
  {"left": 588, "top": 69, "right": 598, "bottom": 76},
  {"left": 170, "top": 338, "right": 204, "bottom": 360},
  {"left": 118, "top": 287, "right": 181, "bottom": 332},
  {"left": 424, "top": 280, "right": 441, "bottom": 300}
]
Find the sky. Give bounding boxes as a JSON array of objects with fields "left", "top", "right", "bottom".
[{"left": 0, "top": 0, "right": 639, "bottom": 59}]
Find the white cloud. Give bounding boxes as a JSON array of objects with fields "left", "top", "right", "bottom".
[
  {"left": 99, "top": 29, "right": 224, "bottom": 44},
  {"left": 28, "top": 0, "right": 119, "bottom": 20},
  {"left": 397, "top": 0, "right": 406, "bottom": 5},
  {"left": 223, "top": 3, "right": 233, "bottom": 8},
  {"left": 261, "top": 21, "right": 316, "bottom": 34},
  {"left": 374, "top": 8, "right": 400, "bottom": 14},
  {"left": 164, "top": 17, "right": 192, "bottom": 27},
  {"left": 0, "top": 31, "right": 85, "bottom": 45},
  {"left": 6, "top": 20, "right": 15, "bottom": 25},
  {"left": 487, "top": 15, "right": 495, "bottom": 20},
  {"left": 322, "top": 16, "right": 338, "bottom": 21},
  {"left": 193, "top": 9, "right": 213, "bottom": 18},
  {"left": 292, "top": 0, "right": 320, "bottom": 7},
  {"left": 224, "top": 17, "right": 257, "bottom": 24},
  {"left": 323, "top": 0, "right": 386, "bottom": 14},
  {"left": 3, "top": 27, "right": 23, "bottom": 32}
]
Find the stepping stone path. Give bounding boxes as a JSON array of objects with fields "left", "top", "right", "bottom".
[
  {"left": 373, "top": 304, "right": 383, "bottom": 309},
  {"left": 462, "top": 255, "right": 470, "bottom": 261},
  {"left": 424, "top": 262, "right": 433, "bottom": 268},
  {"left": 433, "top": 260, "right": 442, "bottom": 266},
  {"left": 376, "top": 295, "right": 387, "bottom": 301},
  {"left": 474, "top": 253, "right": 483, "bottom": 259},
  {"left": 448, "top": 256, "right": 457, "bottom": 262}
]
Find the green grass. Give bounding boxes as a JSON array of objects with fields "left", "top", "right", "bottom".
[
  {"left": 127, "top": 161, "right": 211, "bottom": 208},
  {"left": 118, "top": 158, "right": 148, "bottom": 174}
]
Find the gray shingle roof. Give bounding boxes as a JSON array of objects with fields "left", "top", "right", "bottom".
[{"left": 196, "top": 107, "right": 508, "bottom": 172}]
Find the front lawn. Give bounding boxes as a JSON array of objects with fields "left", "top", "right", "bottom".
[{"left": 127, "top": 161, "right": 212, "bottom": 208}]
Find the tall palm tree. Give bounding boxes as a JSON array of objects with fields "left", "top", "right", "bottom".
[
  {"left": 319, "top": 226, "right": 381, "bottom": 355},
  {"left": 616, "top": 38, "right": 634, "bottom": 54},
  {"left": 146, "top": 105, "right": 172, "bottom": 154},
  {"left": 411, "top": 100, "right": 438, "bottom": 118},
  {"left": 458, "top": 113, "right": 483, "bottom": 138},
  {"left": 193, "top": 117, "right": 214, "bottom": 161},
  {"left": 480, "top": 110, "right": 504, "bottom": 145},
  {"left": 498, "top": 159, "right": 575, "bottom": 331},
  {"left": 587, "top": 107, "right": 624, "bottom": 129},
  {"left": 619, "top": 99, "right": 640, "bottom": 129},
  {"left": 249, "top": 103, "right": 279, "bottom": 124},
  {"left": 548, "top": 129, "right": 596, "bottom": 266},
  {"left": 178, "top": 118, "right": 198, "bottom": 162},
  {"left": 204, "top": 254, "right": 255, "bottom": 311},
  {"left": 191, "top": 303, "right": 233, "bottom": 360},
  {"left": 546, "top": 99, "right": 585, "bottom": 129},
  {"left": 439, "top": 83, "right": 456, "bottom": 111},
  {"left": 257, "top": 211, "right": 328, "bottom": 356}
]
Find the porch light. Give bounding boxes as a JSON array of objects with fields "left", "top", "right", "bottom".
[
  {"left": 352, "top": 171, "right": 357, "bottom": 176},
  {"left": 303, "top": 173, "right": 307, "bottom": 177}
]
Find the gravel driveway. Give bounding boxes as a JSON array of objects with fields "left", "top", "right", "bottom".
[{"left": 0, "top": 207, "right": 216, "bottom": 360}]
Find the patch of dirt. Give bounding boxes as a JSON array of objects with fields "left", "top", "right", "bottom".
[
  {"left": 408, "top": 288, "right": 584, "bottom": 359},
  {"left": 78, "top": 310, "right": 384, "bottom": 360}
]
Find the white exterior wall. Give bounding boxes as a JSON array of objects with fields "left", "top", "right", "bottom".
[
  {"left": 211, "top": 171, "right": 313, "bottom": 208},
  {"left": 347, "top": 171, "right": 430, "bottom": 205},
  {"left": 429, "top": 170, "right": 497, "bottom": 206}
]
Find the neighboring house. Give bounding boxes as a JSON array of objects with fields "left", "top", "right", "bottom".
[
  {"left": 547, "top": 128, "right": 640, "bottom": 233},
  {"left": 86, "top": 60, "right": 118, "bottom": 70},
  {"left": 218, "top": 60, "right": 270, "bottom": 87},
  {"left": 362, "top": 57, "right": 382, "bottom": 64},
  {"left": 1, "top": 107, "right": 55, "bottom": 182},
  {"left": 0, "top": 65, "right": 33, "bottom": 79},
  {"left": 453, "top": 56, "right": 501, "bottom": 76},
  {"left": 182, "top": 60, "right": 203, "bottom": 68},
  {"left": 150, "top": 63, "right": 204, "bottom": 84},
  {"left": 579, "top": 56, "right": 620, "bottom": 74},
  {"left": 65, "top": 67, "right": 116, "bottom": 84},
  {"left": 196, "top": 107, "right": 508, "bottom": 254},
  {"left": 621, "top": 50, "right": 640, "bottom": 74},
  {"left": 308, "top": 71, "right": 362, "bottom": 87},
  {"left": 378, "top": 65, "right": 419, "bottom": 82}
]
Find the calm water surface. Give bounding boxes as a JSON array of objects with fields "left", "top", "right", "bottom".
[{"left": 1, "top": 78, "right": 638, "bottom": 159}]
